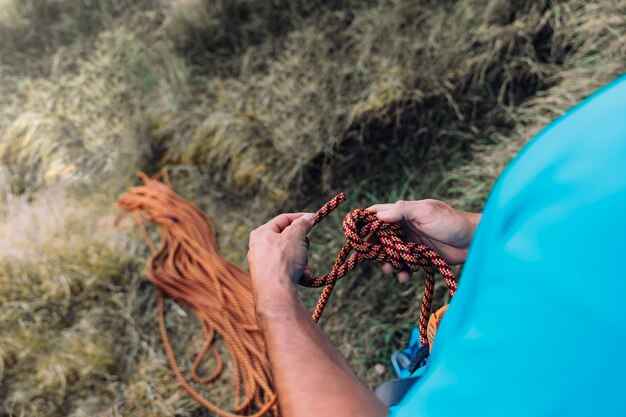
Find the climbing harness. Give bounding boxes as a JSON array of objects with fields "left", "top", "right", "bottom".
[{"left": 118, "top": 176, "right": 457, "bottom": 415}]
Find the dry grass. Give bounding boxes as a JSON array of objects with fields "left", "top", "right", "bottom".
[
  {"left": 445, "top": 0, "right": 626, "bottom": 211},
  {"left": 0, "top": 184, "right": 238, "bottom": 416},
  {"left": 0, "top": 0, "right": 624, "bottom": 415},
  {"left": 155, "top": 0, "right": 571, "bottom": 207},
  {"left": 0, "top": 28, "right": 187, "bottom": 194},
  {"left": 0, "top": 0, "right": 157, "bottom": 76},
  {"left": 162, "top": 0, "right": 320, "bottom": 75},
  {"left": 0, "top": 186, "right": 133, "bottom": 415}
]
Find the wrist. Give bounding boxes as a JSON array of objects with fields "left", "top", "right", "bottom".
[
  {"left": 253, "top": 273, "right": 300, "bottom": 317},
  {"left": 255, "top": 290, "right": 308, "bottom": 331},
  {"left": 461, "top": 211, "right": 482, "bottom": 249},
  {"left": 466, "top": 212, "right": 482, "bottom": 235}
]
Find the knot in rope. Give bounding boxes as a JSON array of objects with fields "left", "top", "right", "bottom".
[{"left": 300, "top": 194, "right": 458, "bottom": 346}]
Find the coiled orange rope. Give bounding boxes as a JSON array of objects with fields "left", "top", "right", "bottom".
[{"left": 117, "top": 174, "right": 278, "bottom": 417}]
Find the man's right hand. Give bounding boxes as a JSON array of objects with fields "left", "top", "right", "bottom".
[{"left": 368, "top": 200, "right": 481, "bottom": 282}]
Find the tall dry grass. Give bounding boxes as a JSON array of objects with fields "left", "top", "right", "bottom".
[
  {"left": 445, "top": 0, "right": 626, "bottom": 211},
  {"left": 0, "top": 28, "right": 187, "bottom": 193}
]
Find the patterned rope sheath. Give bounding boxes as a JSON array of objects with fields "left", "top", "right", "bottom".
[{"left": 301, "top": 193, "right": 458, "bottom": 346}]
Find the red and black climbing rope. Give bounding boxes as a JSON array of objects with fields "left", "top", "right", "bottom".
[{"left": 301, "top": 193, "right": 458, "bottom": 346}]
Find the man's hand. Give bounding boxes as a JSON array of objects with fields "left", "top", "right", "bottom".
[
  {"left": 248, "top": 212, "right": 314, "bottom": 314},
  {"left": 248, "top": 212, "right": 388, "bottom": 417},
  {"left": 369, "top": 199, "right": 481, "bottom": 283}
]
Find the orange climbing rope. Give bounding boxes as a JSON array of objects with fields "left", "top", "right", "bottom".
[
  {"left": 303, "top": 193, "right": 458, "bottom": 346},
  {"left": 117, "top": 175, "right": 456, "bottom": 415},
  {"left": 117, "top": 174, "right": 278, "bottom": 417}
]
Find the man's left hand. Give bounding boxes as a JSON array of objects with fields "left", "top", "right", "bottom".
[{"left": 248, "top": 212, "right": 314, "bottom": 313}]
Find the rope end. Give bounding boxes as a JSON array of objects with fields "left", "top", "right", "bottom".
[{"left": 313, "top": 193, "right": 347, "bottom": 225}]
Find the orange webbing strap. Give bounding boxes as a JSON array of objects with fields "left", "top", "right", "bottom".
[
  {"left": 304, "top": 194, "right": 457, "bottom": 347},
  {"left": 427, "top": 305, "right": 449, "bottom": 352},
  {"left": 117, "top": 174, "right": 278, "bottom": 417}
]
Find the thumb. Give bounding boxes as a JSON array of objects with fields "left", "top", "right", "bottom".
[
  {"left": 376, "top": 200, "right": 408, "bottom": 223},
  {"left": 286, "top": 213, "right": 314, "bottom": 237}
]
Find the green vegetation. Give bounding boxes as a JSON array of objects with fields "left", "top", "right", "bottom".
[{"left": 0, "top": 0, "right": 624, "bottom": 415}]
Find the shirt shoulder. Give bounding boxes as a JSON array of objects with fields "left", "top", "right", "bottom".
[{"left": 390, "top": 74, "right": 626, "bottom": 417}]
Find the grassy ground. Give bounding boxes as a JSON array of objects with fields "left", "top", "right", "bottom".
[{"left": 0, "top": 0, "right": 624, "bottom": 415}]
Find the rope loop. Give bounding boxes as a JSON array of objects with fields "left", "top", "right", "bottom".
[
  {"left": 344, "top": 209, "right": 425, "bottom": 272},
  {"left": 300, "top": 194, "right": 458, "bottom": 346}
]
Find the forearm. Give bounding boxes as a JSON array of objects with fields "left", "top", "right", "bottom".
[{"left": 255, "top": 278, "right": 388, "bottom": 417}]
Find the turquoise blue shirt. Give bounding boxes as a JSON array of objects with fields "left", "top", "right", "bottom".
[{"left": 390, "top": 74, "right": 626, "bottom": 416}]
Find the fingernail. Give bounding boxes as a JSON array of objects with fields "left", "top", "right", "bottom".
[
  {"left": 303, "top": 213, "right": 314, "bottom": 221},
  {"left": 378, "top": 210, "right": 389, "bottom": 218}
]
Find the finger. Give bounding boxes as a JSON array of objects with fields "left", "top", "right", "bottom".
[
  {"left": 381, "top": 263, "right": 393, "bottom": 275},
  {"left": 302, "top": 265, "right": 315, "bottom": 279},
  {"left": 367, "top": 203, "right": 394, "bottom": 212},
  {"left": 397, "top": 270, "right": 411, "bottom": 284},
  {"left": 376, "top": 200, "right": 411, "bottom": 223},
  {"left": 285, "top": 214, "right": 314, "bottom": 237},
  {"left": 263, "top": 213, "right": 307, "bottom": 233}
]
